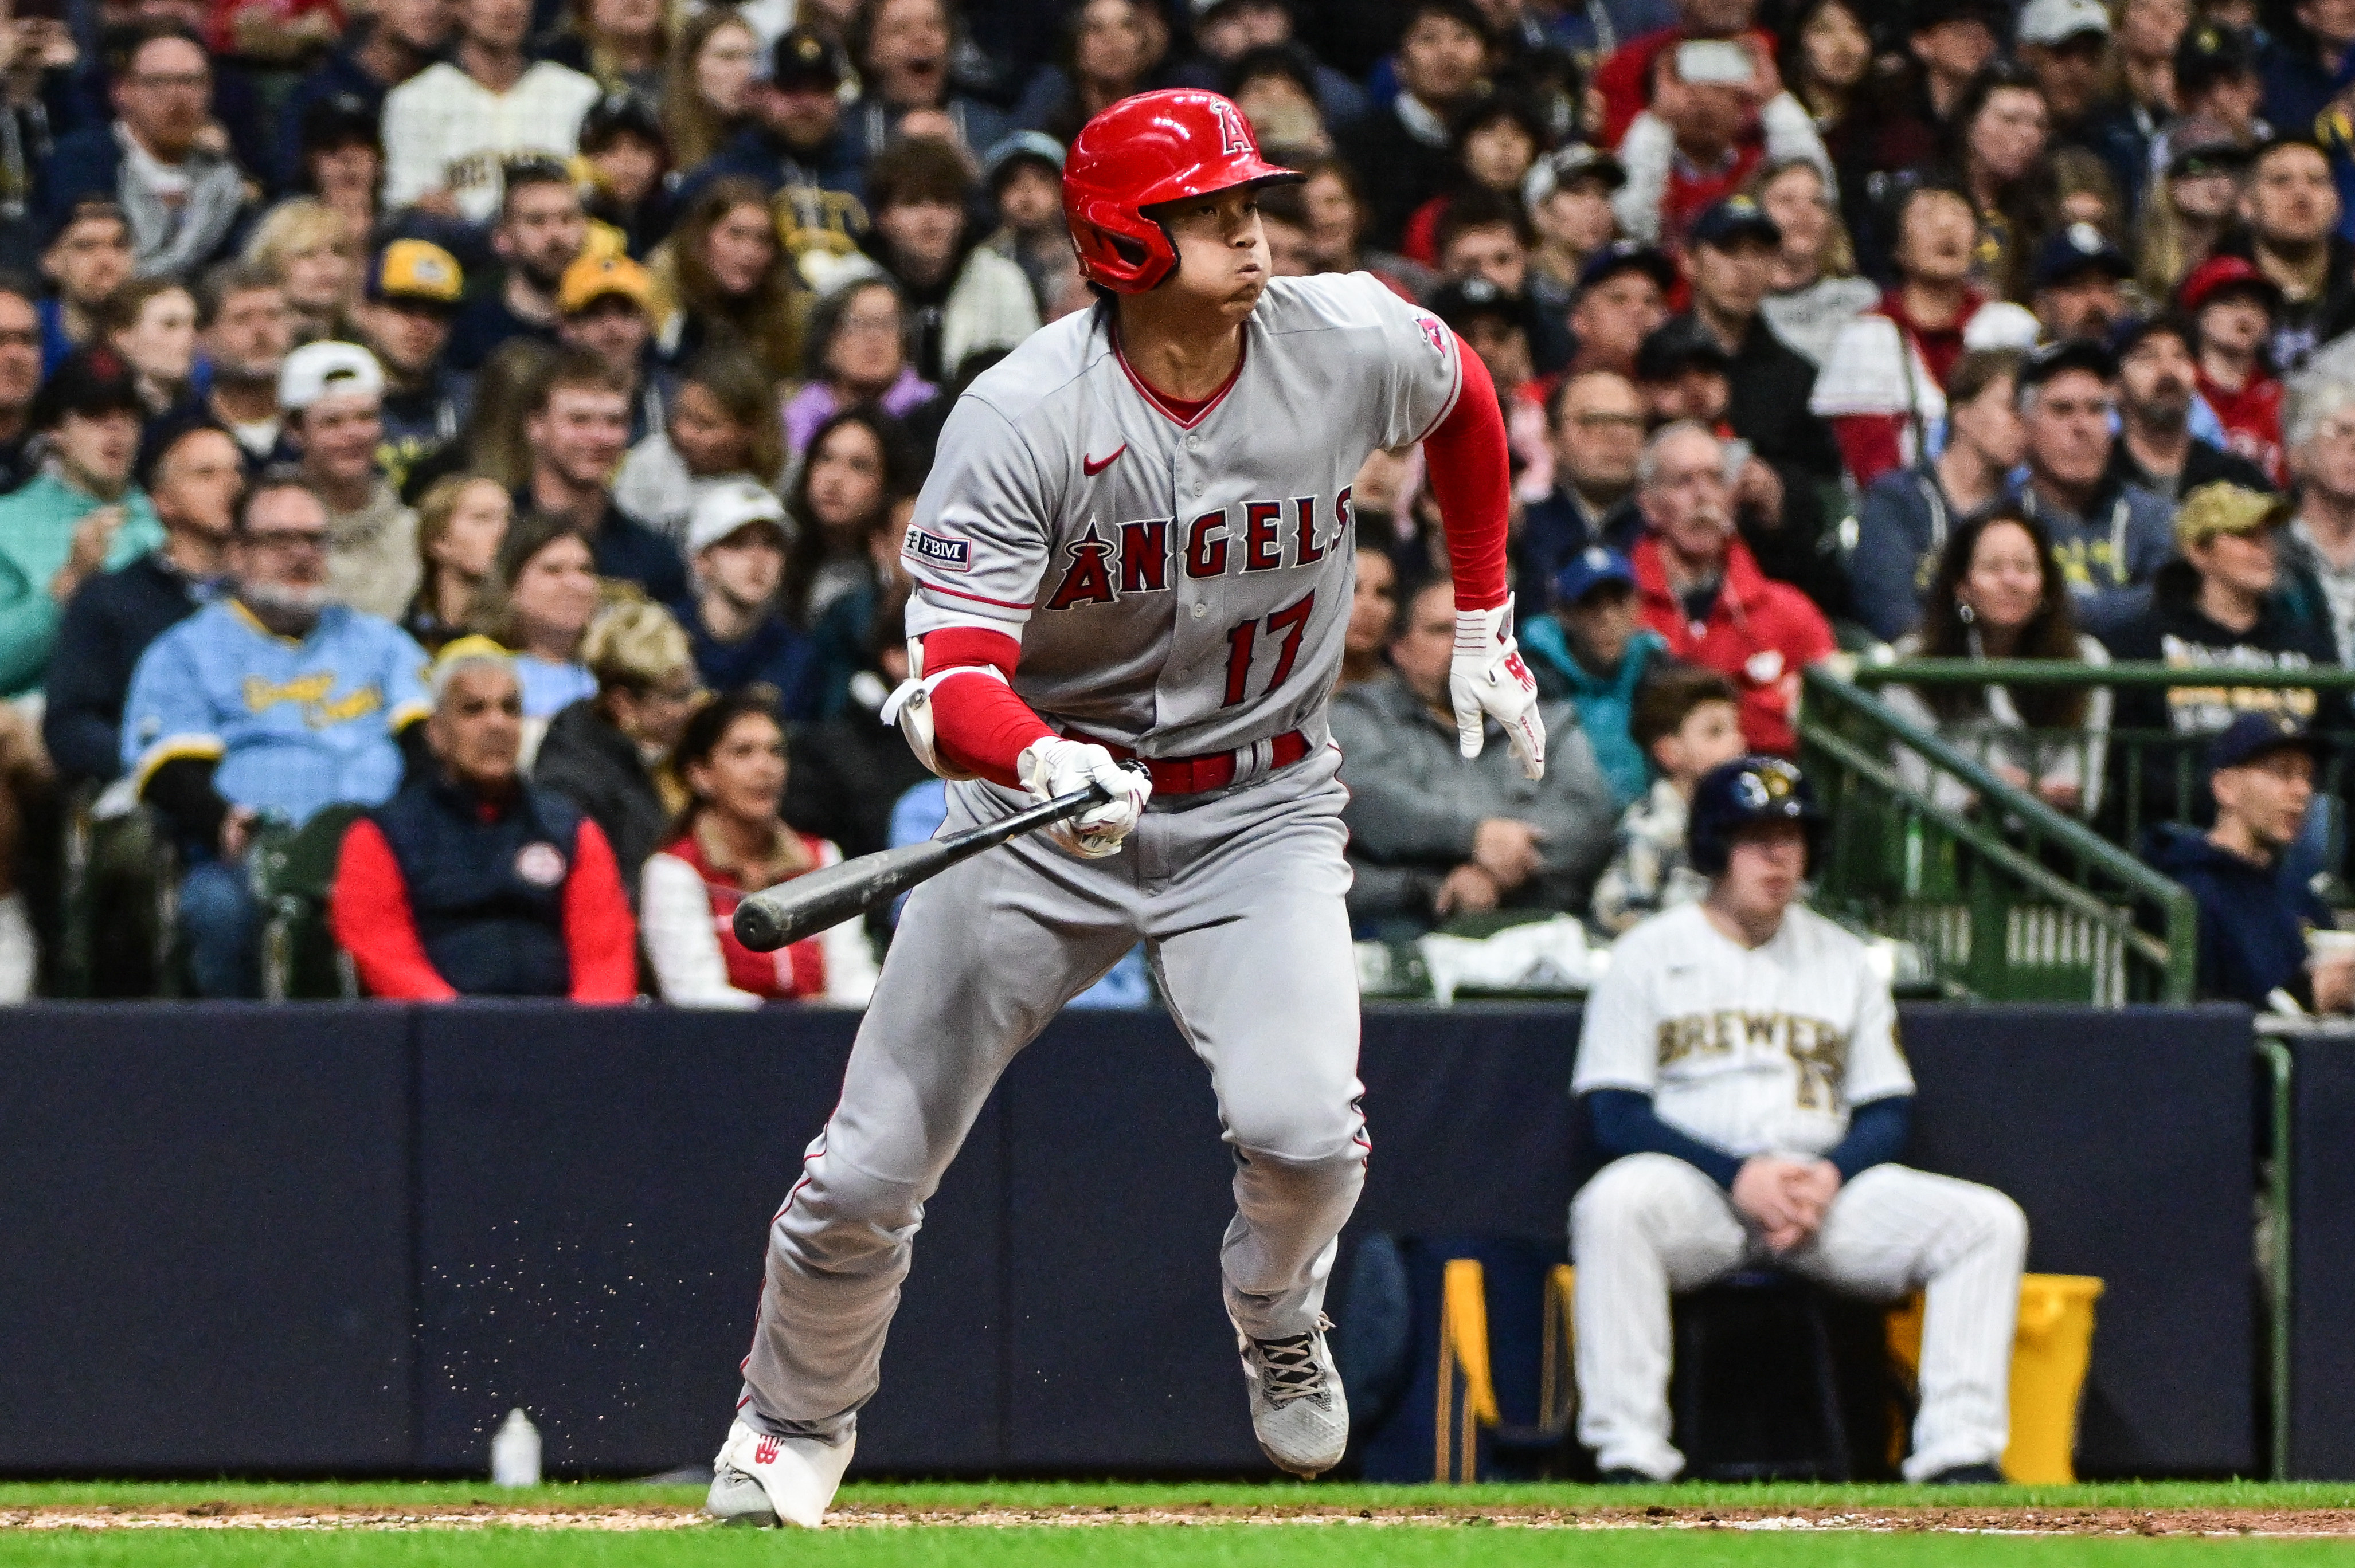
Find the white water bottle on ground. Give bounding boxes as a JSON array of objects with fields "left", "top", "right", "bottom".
[{"left": 490, "top": 1408, "right": 542, "bottom": 1487}]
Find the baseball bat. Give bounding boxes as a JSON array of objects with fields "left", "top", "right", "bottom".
[{"left": 733, "top": 783, "right": 1109, "bottom": 953}]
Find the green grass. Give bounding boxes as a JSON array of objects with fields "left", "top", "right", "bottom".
[
  {"left": 7, "top": 1531, "right": 2355, "bottom": 1568},
  {"left": 4, "top": 1479, "right": 2355, "bottom": 1511},
  {"left": 6, "top": 1480, "right": 2355, "bottom": 1567}
]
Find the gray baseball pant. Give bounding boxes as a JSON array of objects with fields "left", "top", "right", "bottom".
[
  {"left": 1571, "top": 1153, "right": 2028, "bottom": 1481},
  {"left": 737, "top": 747, "right": 1366, "bottom": 1441}
]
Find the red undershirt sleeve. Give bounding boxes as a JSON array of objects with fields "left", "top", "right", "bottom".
[
  {"left": 1422, "top": 342, "right": 1512, "bottom": 613},
  {"left": 329, "top": 818, "right": 459, "bottom": 1002},
  {"left": 918, "top": 626, "right": 1057, "bottom": 789},
  {"left": 562, "top": 818, "right": 641, "bottom": 1002}
]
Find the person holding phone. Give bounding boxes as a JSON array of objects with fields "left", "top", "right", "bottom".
[{"left": 1611, "top": 27, "right": 1833, "bottom": 248}]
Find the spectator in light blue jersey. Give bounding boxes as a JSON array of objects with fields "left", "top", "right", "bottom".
[{"left": 122, "top": 470, "right": 429, "bottom": 995}]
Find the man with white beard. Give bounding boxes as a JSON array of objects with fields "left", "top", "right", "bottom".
[{"left": 120, "top": 471, "right": 431, "bottom": 996}]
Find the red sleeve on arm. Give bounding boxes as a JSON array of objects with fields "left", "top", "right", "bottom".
[
  {"left": 918, "top": 626, "right": 1057, "bottom": 789},
  {"left": 1422, "top": 339, "right": 1512, "bottom": 613},
  {"left": 329, "top": 818, "right": 459, "bottom": 1001},
  {"left": 1831, "top": 413, "right": 1904, "bottom": 491},
  {"left": 562, "top": 817, "right": 640, "bottom": 1002}
]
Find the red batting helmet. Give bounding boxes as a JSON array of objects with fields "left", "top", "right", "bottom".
[{"left": 1062, "top": 89, "right": 1301, "bottom": 294}]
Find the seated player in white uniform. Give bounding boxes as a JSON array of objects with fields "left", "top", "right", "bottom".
[{"left": 1569, "top": 756, "right": 2028, "bottom": 1484}]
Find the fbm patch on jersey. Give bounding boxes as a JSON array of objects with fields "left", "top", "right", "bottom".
[{"left": 904, "top": 527, "right": 972, "bottom": 573}]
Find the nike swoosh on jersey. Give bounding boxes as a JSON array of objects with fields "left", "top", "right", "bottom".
[{"left": 1082, "top": 445, "right": 1126, "bottom": 476}]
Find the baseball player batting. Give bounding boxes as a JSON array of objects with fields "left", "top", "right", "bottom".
[
  {"left": 706, "top": 89, "right": 1544, "bottom": 1527},
  {"left": 1570, "top": 757, "right": 2028, "bottom": 1483}
]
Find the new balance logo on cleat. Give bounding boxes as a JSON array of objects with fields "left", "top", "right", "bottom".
[
  {"left": 1233, "top": 1314, "right": 1349, "bottom": 1477},
  {"left": 707, "top": 1418, "right": 856, "bottom": 1528}
]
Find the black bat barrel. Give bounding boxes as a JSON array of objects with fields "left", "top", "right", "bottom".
[
  {"left": 733, "top": 842, "right": 953, "bottom": 952},
  {"left": 731, "top": 784, "right": 1108, "bottom": 952}
]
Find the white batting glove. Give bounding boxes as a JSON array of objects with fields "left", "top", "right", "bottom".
[
  {"left": 1017, "top": 737, "right": 1152, "bottom": 858},
  {"left": 1450, "top": 595, "right": 1547, "bottom": 781}
]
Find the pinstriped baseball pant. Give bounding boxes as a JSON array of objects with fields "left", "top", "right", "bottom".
[
  {"left": 736, "top": 747, "right": 1367, "bottom": 1442},
  {"left": 1570, "top": 1153, "right": 2028, "bottom": 1481}
]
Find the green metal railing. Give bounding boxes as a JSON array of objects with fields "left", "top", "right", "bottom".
[
  {"left": 1846, "top": 661, "right": 2355, "bottom": 863},
  {"left": 1799, "top": 666, "right": 2200, "bottom": 1003}
]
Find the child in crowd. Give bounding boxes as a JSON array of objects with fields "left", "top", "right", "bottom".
[
  {"left": 1590, "top": 664, "right": 1748, "bottom": 934},
  {"left": 1520, "top": 546, "right": 1666, "bottom": 808}
]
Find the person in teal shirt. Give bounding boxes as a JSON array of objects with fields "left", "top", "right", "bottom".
[
  {"left": 1520, "top": 547, "right": 1668, "bottom": 808},
  {"left": 0, "top": 348, "right": 165, "bottom": 697}
]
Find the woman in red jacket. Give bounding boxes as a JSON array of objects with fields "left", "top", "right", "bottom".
[{"left": 639, "top": 688, "right": 878, "bottom": 1006}]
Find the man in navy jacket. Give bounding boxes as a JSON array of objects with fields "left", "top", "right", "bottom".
[{"left": 2150, "top": 712, "right": 2355, "bottom": 1013}]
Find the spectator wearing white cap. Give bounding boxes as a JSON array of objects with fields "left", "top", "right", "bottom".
[
  {"left": 281, "top": 340, "right": 420, "bottom": 622},
  {"left": 677, "top": 478, "right": 815, "bottom": 705},
  {"left": 2015, "top": 0, "right": 2138, "bottom": 187},
  {"left": 1524, "top": 145, "right": 1625, "bottom": 333}
]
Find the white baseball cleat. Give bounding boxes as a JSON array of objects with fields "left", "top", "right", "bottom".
[
  {"left": 1233, "top": 1314, "right": 1349, "bottom": 1477},
  {"left": 705, "top": 1417, "right": 855, "bottom": 1527}
]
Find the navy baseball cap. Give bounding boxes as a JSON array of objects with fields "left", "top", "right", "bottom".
[
  {"left": 2110, "top": 312, "right": 2192, "bottom": 359},
  {"left": 2176, "top": 22, "right": 2258, "bottom": 96},
  {"left": 300, "top": 91, "right": 380, "bottom": 156},
  {"left": 771, "top": 25, "right": 845, "bottom": 88},
  {"left": 1429, "top": 275, "right": 1527, "bottom": 332},
  {"left": 580, "top": 89, "right": 666, "bottom": 155},
  {"left": 2033, "top": 222, "right": 2133, "bottom": 289},
  {"left": 1554, "top": 545, "right": 1636, "bottom": 606},
  {"left": 2208, "top": 711, "right": 2329, "bottom": 771},
  {"left": 1634, "top": 316, "right": 1733, "bottom": 382},
  {"left": 1909, "top": 0, "right": 2006, "bottom": 32},
  {"left": 1576, "top": 240, "right": 1677, "bottom": 299},
  {"left": 2019, "top": 335, "right": 2118, "bottom": 389},
  {"left": 1689, "top": 195, "right": 1782, "bottom": 251}
]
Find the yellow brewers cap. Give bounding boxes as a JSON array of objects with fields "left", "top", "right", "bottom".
[
  {"left": 2175, "top": 481, "right": 2289, "bottom": 550},
  {"left": 558, "top": 252, "right": 654, "bottom": 316},
  {"left": 366, "top": 238, "right": 464, "bottom": 307}
]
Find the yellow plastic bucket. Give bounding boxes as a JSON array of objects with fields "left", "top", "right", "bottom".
[{"left": 1885, "top": 1273, "right": 2104, "bottom": 1484}]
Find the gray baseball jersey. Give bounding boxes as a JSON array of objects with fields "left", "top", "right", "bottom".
[
  {"left": 899, "top": 271, "right": 1464, "bottom": 755},
  {"left": 731, "top": 275, "right": 1463, "bottom": 1452}
]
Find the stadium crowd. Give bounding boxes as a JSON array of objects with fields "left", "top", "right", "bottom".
[{"left": 0, "top": 0, "right": 2344, "bottom": 1009}]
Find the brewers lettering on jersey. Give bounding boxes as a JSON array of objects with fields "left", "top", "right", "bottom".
[
  {"left": 1577, "top": 901, "right": 1914, "bottom": 1151},
  {"left": 705, "top": 88, "right": 1545, "bottom": 1530}
]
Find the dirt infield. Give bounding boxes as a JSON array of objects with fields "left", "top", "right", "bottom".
[{"left": 9, "top": 1503, "right": 2355, "bottom": 1535}]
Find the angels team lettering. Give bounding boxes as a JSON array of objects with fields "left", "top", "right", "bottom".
[
  {"left": 1041, "top": 488, "right": 1352, "bottom": 611},
  {"left": 1654, "top": 1010, "right": 1849, "bottom": 1110}
]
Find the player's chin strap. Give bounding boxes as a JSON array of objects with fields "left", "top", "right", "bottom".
[{"left": 881, "top": 663, "right": 1011, "bottom": 782}]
